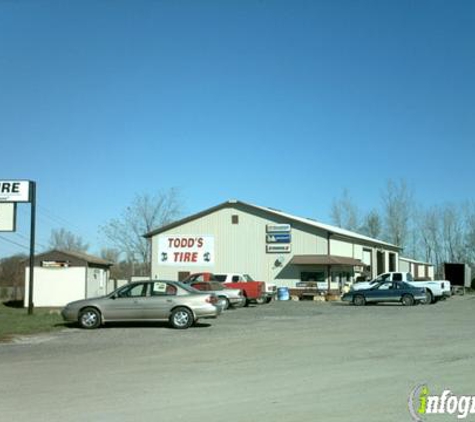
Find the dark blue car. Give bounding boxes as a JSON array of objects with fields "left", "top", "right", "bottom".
[{"left": 342, "top": 281, "right": 427, "bottom": 306}]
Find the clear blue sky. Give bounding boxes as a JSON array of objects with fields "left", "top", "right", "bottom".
[{"left": 1, "top": 0, "right": 474, "bottom": 257}]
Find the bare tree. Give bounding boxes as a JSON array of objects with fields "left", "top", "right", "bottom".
[
  {"left": 100, "top": 247, "right": 131, "bottom": 280},
  {"left": 417, "top": 207, "right": 443, "bottom": 268},
  {"left": 381, "top": 179, "right": 413, "bottom": 248},
  {"left": 360, "top": 209, "right": 382, "bottom": 239},
  {"left": 464, "top": 202, "right": 475, "bottom": 266},
  {"left": 100, "top": 188, "right": 182, "bottom": 275},
  {"left": 330, "top": 188, "right": 360, "bottom": 231},
  {"left": 0, "top": 254, "right": 27, "bottom": 300},
  {"left": 441, "top": 203, "right": 466, "bottom": 262},
  {"left": 49, "top": 228, "right": 89, "bottom": 252}
]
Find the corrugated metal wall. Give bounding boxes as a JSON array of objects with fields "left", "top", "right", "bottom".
[{"left": 151, "top": 203, "right": 400, "bottom": 287}]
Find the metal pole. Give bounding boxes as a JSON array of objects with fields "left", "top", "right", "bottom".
[{"left": 28, "top": 181, "right": 36, "bottom": 315}]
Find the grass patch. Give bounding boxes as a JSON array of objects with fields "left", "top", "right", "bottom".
[{"left": 0, "top": 303, "right": 65, "bottom": 342}]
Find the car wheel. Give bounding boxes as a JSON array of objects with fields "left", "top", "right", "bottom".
[
  {"left": 170, "top": 307, "right": 194, "bottom": 329},
  {"left": 353, "top": 295, "right": 366, "bottom": 306},
  {"left": 219, "top": 297, "right": 230, "bottom": 310},
  {"left": 423, "top": 290, "right": 433, "bottom": 305},
  {"left": 266, "top": 297, "right": 273, "bottom": 304},
  {"left": 255, "top": 297, "right": 266, "bottom": 305},
  {"left": 402, "top": 294, "right": 415, "bottom": 306},
  {"left": 79, "top": 307, "right": 101, "bottom": 329}
]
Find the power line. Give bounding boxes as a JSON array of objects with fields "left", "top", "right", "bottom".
[
  {"left": 0, "top": 235, "right": 29, "bottom": 251},
  {"left": 37, "top": 205, "right": 87, "bottom": 234},
  {"left": 13, "top": 232, "right": 48, "bottom": 250}
]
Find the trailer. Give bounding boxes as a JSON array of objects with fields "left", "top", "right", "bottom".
[{"left": 444, "top": 263, "right": 472, "bottom": 294}]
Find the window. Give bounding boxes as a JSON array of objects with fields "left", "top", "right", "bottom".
[
  {"left": 118, "top": 283, "right": 148, "bottom": 298},
  {"left": 232, "top": 215, "right": 239, "bottom": 224},
  {"left": 232, "top": 275, "right": 239, "bottom": 282},
  {"left": 151, "top": 282, "right": 177, "bottom": 296},
  {"left": 375, "top": 273, "right": 391, "bottom": 283},
  {"left": 378, "top": 282, "right": 392, "bottom": 290},
  {"left": 192, "top": 283, "right": 209, "bottom": 291},
  {"left": 301, "top": 272, "right": 325, "bottom": 282},
  {"left": 393, "top": 273, "right": 402, "bottom": 281}
]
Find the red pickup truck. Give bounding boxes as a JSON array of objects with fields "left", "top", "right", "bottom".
[{"left": 183, "top": 272, "right": 265, "bottom": 306}]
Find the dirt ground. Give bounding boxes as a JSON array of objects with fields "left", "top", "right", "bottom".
[{"left": 0, "top": 295, "right": 473, "bottom": 422}]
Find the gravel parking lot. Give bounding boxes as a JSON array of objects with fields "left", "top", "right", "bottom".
[{"left": 1, "top": 296, "right": 473, "bottom": 422}]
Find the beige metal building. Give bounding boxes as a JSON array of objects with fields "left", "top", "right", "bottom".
[{"left": 145, "top": 200, "right": 402, "bottom": 291}]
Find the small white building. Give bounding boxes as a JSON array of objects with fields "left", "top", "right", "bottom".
[
  {"left": 399, "top": 257, "right": 435, "bottom": 280},
  {"left": 145, "top": 200, "right": 403, "bottom": 291},
  {"left": 24, "top": 249, "right": 113, "bottom": 307}
]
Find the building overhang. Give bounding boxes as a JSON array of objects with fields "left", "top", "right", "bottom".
[{"left": 290, "top": 254, "right": 364, "bottom": 267}]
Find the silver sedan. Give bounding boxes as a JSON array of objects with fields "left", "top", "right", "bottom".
[
  {"left": 61, "top": 280, "right": 221, "bottom": 329},
  {"left": 187, "top": 281, "right": 246, "bottom": 309}
]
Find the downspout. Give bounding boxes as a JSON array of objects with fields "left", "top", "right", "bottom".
[
  {"left": 327, "top": 233, "right": 332, "bottom": 294},
  {"left": 85, "top": 263, "right": 88, "bottom": 299}
]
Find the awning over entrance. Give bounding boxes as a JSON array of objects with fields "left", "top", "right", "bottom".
[{"left": 290, "top": 255, "right": 364, "bottom": 266}]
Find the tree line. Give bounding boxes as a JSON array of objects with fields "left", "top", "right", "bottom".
[{"left": 330, "top": 179, "right": 475, "bottom": 277}]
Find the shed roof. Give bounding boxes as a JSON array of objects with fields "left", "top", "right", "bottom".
[
  {"left": 29, "top": 249, "right": 113, "bottom": 267},
  {"left": 144, "top": 199, "right": 401, "bottom": 250}
]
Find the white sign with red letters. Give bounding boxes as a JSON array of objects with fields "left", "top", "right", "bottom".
[{"left": 158, "top": 235, "right": 214, "bottom": 266}]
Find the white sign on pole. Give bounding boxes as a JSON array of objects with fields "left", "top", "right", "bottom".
[
  {"left": 0, "top": 180, "right": 30, "bottom": 202},
  {"left": 158, "top": 235, "right": 214, "bottom": 266},
  {"left": 0, "top": 203, "right": 16, "bottom": 232}
]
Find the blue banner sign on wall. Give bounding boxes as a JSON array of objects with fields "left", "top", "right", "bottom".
[{"left": 266, "top": 233, "right": 292, "bottom": 243}]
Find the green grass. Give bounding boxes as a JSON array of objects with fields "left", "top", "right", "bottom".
[{"left": 0, "top": 303, "right": 65, "bottom": 342}]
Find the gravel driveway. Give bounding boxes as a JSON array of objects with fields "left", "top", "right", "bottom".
[{"left": 1, "top": 296, "right": 473, "bottom": 422}]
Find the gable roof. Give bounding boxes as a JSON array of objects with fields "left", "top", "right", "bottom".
[
  {"left": 144, "top": 199, "right": 400, "bottom": 250},
  {"left": 31, "top": 249, "right": 113, "bottom": 267}
]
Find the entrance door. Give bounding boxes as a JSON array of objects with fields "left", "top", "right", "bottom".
[{"left": 377, "top": 251, "right": 385, "bottom": 275}]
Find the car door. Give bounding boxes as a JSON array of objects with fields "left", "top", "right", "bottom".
[
  {"left": 390, "top": 282, "right": 405, "bottom": 301},
  {"left": 141, "top": 281, "right": 178, "bottom": 320},
  {"left": 365, "top": 282, "right": 393, "bottom": 303},
  {"left": 102, "top": 282, "right": 148, "bottom": 321}
]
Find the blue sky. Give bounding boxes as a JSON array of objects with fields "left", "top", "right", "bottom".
[{"left": 1, "top": 0, "right": 474, "bottom": 257}]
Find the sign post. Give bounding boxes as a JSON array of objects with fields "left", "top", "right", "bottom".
[
  {"left": 0, "top": 180, "right": 36, "bottom": 314},
  {"left": 28, "top": 182, "right": 36, "bottom": 315}
]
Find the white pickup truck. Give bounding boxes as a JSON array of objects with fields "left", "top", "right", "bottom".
[
  {"left": 351, "top": 272, "right": 451, "bottom": 304},
  {"left": 214, "top": 273, "right": 277, "bottom": 304}
]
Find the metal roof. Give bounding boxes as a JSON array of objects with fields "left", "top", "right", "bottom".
[{"left": 144, "top": 199, "right": 401, "bottom": 250}]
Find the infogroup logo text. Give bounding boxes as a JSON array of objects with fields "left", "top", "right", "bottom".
[{"left": 409, "top": 384, "right": 475, "bottom": 420}]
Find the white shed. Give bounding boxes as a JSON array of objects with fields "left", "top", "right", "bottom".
[{"left": 24, "top": 249, "right": 113, "bottom": 307}]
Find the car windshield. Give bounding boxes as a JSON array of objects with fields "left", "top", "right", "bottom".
[{"left": 243, "top": 274, "right": 254, "bottom": 281}]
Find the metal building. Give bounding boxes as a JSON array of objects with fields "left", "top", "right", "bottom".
[{"left": 145, "top": 200, "right": 402, "bottom": 291}]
